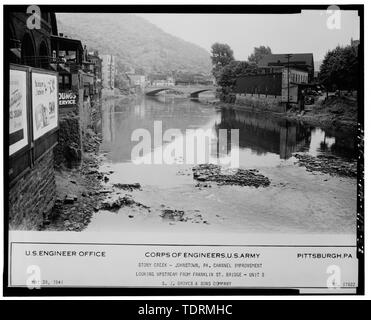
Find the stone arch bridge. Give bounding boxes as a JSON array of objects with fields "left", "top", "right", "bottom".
[{"left": 145, "top": 86, "right": 215, "bottom": 98}]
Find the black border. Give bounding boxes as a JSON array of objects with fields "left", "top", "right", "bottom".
[{"left": 3, "top": 4, "right": 365, "bottom": 297}]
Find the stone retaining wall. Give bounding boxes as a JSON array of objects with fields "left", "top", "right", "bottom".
[
  {"left": 235, "top": 93, "right": 286, "bottom": 112},
  {"left": 54, "top": 89, "right": 100, "bottom": 167},
  {"left": 9, "top": 148, "right": 56, "bottom": 229}
]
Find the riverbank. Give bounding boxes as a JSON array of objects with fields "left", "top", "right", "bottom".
[
  {"left": 218, "top": 95, "right": 358, "bottom": 131},
  {"left": 44, "top": 128, "right": 107, "bottom": 231},
  {"left": 44, "top": 96, "right": 119, "bottom": 231},
  {"left": 285, "top": 95, "right": 358, "bottom": 130}
]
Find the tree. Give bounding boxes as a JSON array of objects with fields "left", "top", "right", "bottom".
[
  {"left": 319, "top": 45, "right": 358, "bottom": 92},
  {"left": 218, "top": 61, "right": 254, "bottom": 88},
  {"left": 114, "top": 73, "right": 130, "bottom": 92},
  {"left": 248, "top": 46, "right": 272, "bottom": 66},
  {"left": 217, "top": 61, "right": 255, "bottom": 102},
  {"left": 210, "top": 43, "right": 235, "bottom": 81}
]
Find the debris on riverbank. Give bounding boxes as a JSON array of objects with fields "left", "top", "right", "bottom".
[
  {"left": 44, "top": 106, "right": 105, "bottom": 231},
  {"left": 45, "top": 150, "right": 105, "bottom": 231},
  {"left": 100, "top": 194, "right": 149, "bottom": 212},
  {"left": 160, "top": 209, "right": 185, "bottom": 221},
  {"left": 192, "top": 164, "right": 270, "bottom": 187},
  {"left": 285, "top": 96, "right": 357, "bottom": 130},
  {"left": 113, "top": 183, "right": 142, "bottom": 191},
  {"left": 293, "top": 153, "right": 357, "bottom": 177},
  {"left": 160, "top": 208, "right": 209, "bottom": 225}
]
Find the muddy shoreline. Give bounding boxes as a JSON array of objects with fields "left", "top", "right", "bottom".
[{"left": 44, "top": 132, "right": 107, "bottom": 231}]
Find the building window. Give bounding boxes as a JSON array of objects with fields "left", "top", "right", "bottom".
[
  {"left": 58, "top": 74, "right": 72, "bottom": 90},
  {"left": 64, "top": 75, "right": 70, "bottom": 85}
]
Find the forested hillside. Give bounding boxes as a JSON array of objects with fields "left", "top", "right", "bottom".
[{"left": 56, "top": 13, "right": 212, "bottom": 74}]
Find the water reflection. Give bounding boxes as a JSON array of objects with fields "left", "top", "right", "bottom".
[
  {"left": 216, "top": 108, "right": 311, "bottom": 160},
  {"left": 100, "top": 96, "right": 356, "bottom": 167}
]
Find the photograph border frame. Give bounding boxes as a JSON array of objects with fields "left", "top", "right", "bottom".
[{"left": 2, "top": 3, "right": 365, "bottom": 296}]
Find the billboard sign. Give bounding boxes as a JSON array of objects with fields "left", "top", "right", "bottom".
[
  {"left": 9, "top": 69, "right": 28, "bottom": 155},
  {"left": 32, "top": 72, "right": 58, "bottom": 140}
]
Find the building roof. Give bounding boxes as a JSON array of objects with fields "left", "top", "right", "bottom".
[
  {"left": 148, "top": 73, "right": 168, "bottom": 81},
  {"left": 258, "top": 53, "right": 314, "bottom": 68},
  {"left": 51, "top": 35, "right": 83, "bottom": 52},
  {"left": 127, "top": 74, "right": 145, "bottom": 81}
]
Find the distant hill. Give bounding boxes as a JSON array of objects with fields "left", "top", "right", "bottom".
[{"left": 56, "top": 13, "right": 212, "bottom": 75}]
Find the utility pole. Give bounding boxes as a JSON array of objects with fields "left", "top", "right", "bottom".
[{"left": 285, "top": 54, "right": 293, "bottom": 111}]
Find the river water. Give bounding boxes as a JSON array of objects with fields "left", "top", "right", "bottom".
[{"left": 86, "top": 95, "right": 357, "bottom": 234}]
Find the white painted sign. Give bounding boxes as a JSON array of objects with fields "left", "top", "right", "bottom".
[
  {"left": 9, "top": 69, "right": 28, "bottom": 155},
  {"left": 32, "top": 72, "right": 58, "bottom": 140},
  {"left": 8, "top": 232, "right": 358, "bottom": 293}
]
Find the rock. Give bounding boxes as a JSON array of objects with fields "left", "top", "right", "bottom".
[
  {"left": 100, "top": 195, "right": 148, "bottom": 212},
  {"left": 293, "top": 153, "right": 357, "bottom": 177},
  {"left": 87, "top": 169, "right": 99, "bottom": 175},
  {"left": 99, "top": 189, "right": 112, "bottom": 194},
  {"left": 113, "top": 183, "right": 141, "bottom": 191},
  {"left": 160, "top": 209, "right": 185, "bottom": 222},
  {"left": 192, "top": 164, "right": 270, "bottom": 187},
  {"left": 64, "top": 194, "right": 77, "bottom": 204},
  {"left": 65, "top": 144, "right": 82, "bottom": 163}
]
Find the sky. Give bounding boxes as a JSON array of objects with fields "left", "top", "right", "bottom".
[{"left": 137, "top": 10, "right": 360, "bottom": 64}]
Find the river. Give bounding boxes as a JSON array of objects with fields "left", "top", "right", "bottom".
[{"left": 86, "top": 94, "right": 357, "bottom": 235}]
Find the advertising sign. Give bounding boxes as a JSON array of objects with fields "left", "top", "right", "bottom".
[
  {"left": 32, "top": 72, "right": 58, "bottom": 140},
  {"left": 9, "top": 69, "right": 28, "bottom": 155},
  {"left": 59, "top": 91, "right": 77, "bottom": 107}
]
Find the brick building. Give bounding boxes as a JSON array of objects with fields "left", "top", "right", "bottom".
[
  {"left": 8, "top": 10, "right": 58, "bottom": 68},
  {"left": 7, "top": 8, "right": 103, "bottom": 229},
  {"left": 257, "top": 53, "right": 314, "bottom": 82},
  {"left": 7, "top": 8, "right": 59, "bottom": 229}
]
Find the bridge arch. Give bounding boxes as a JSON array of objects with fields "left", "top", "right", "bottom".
[
  {"left": 145, "top": 88, "right": 172, "bottom": 96},
  {"left": 190, "top": 89, "right": 213, "bottom": 98}
]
